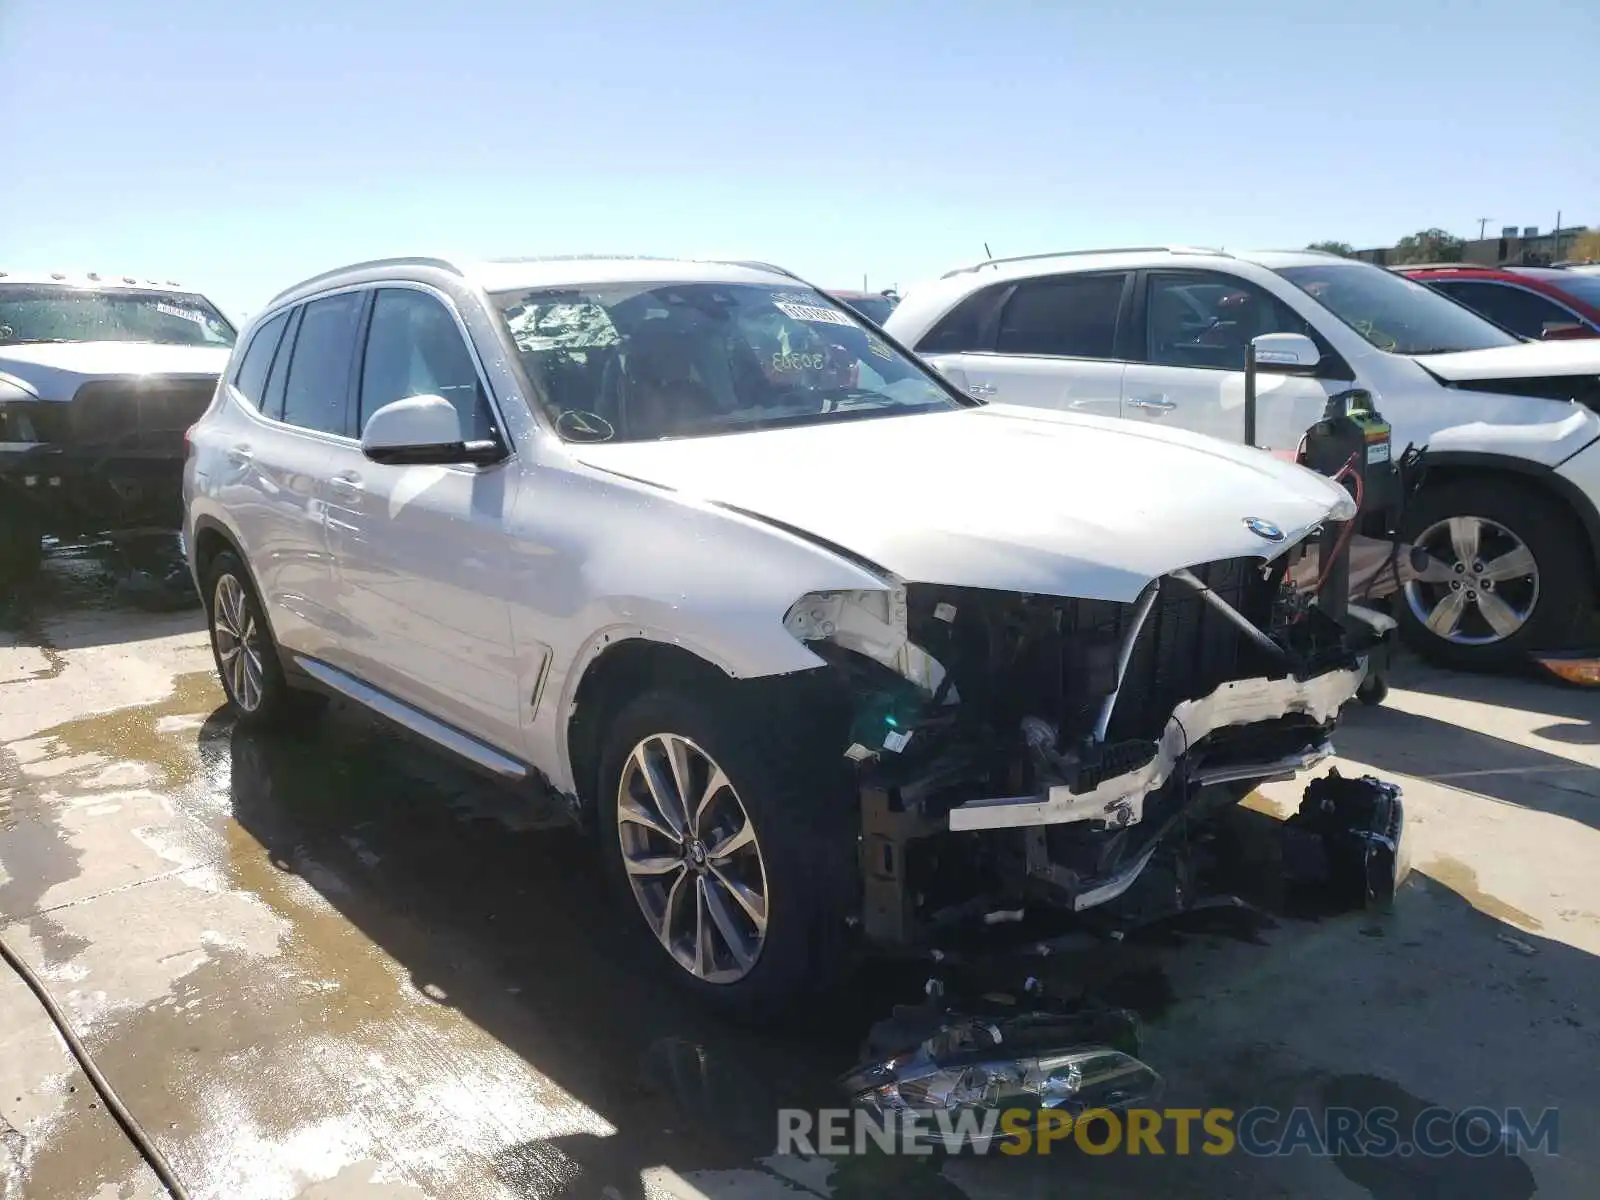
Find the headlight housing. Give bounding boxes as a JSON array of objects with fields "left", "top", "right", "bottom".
[{"left": 841, "top": 1013, "right": 1163, "bottom": 1147}]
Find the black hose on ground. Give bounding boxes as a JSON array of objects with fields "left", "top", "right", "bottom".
[{"left": 0, "top": 931, "right": 192, "bottom": 1200}]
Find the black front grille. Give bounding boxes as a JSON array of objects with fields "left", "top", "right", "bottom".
[
  {"left": 70, "top": 377, "right": 217, "bottom": 454},
  {"left": 1100, "top": 557, "right": 1280, "bottom": 742}
]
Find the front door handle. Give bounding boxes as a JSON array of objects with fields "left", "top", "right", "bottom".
[
  {"left": 968, "top": 382, "right": 998, "bottom": 397},
  {"left": 328, "top": 473, "right": 364, "bottom": 497},
  {"left": 1128, "top": 395, "right": 1177, "bottom": 414}
]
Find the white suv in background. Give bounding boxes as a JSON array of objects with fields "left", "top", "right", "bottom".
[
  {"left": 887, "top": 248, "right": 1600, "bottom": 671},
  {"left": 184, "top": 254, "right": 1380, "bottom": 1018}
]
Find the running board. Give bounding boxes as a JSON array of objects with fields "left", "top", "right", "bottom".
[{"left": 293, "top": 656, "right": 528, "bottom": 781}]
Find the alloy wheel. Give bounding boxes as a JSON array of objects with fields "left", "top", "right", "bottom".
[
  {"left": 1403, "top": 516, "right": 1540, "bottom": 646},
  {"left": 213, "top": 573, "right": 266, "bottom": 712},
  {"left": 615, "top": 733, "right": 769, "bottom": 984}
]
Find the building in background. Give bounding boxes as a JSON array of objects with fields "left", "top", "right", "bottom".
[{"left": 1355, "top": 224, "right": 1591, "bottom": 268}]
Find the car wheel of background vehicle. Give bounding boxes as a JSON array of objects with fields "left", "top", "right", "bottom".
[
  {"left": 596, "top": 687, "right": 854, "bottom": 1022},
  {"left": 0, "top": 504, "right": 44, "bottom": 590},
  {"left": 1396, "top": 479, "right": 1593, "bottom": 671},
  {"left": 203, "top": 550, "right": 318, "bottom": 727}
]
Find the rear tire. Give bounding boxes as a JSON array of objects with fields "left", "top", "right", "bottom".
[
  {"left": 596, "top": 685, "right": 855, "bottom": 1022},
  {"left": 203, "top": 550, "right": 320, "bottom": 728},
  {"left": 1396, "top": 479, "right": 1593, "bottom": 672}
]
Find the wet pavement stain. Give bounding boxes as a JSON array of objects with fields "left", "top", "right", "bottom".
[
  {"left": 6, "top": 622, "right": 1600, "bottom": 1197},
  {"left": 1423, "top": 856, "right": 1544, "bottom": 933}
]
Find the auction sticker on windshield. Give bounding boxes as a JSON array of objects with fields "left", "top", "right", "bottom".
[
  {"left": 156, "top": 302, "right": 209, "bottom": 324},
  {"left": 773, "top": 299, "right": 855, "bottom": 327}
]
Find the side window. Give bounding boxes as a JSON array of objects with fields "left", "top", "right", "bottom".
[
  {"left": 261, "top": 308, "right": 300, "bottom": 420},
  {"left": 359, "top": 289, "right": 494, "bottom": 440},
  {"left": 1431, "top": 281, "right": 1571, "bottom": 339},
  {"left": 230, "top": 312, "right": 288, "bottom": 410},
  {"left": 994, "top": 273, "right": 1127, "bottom": 359},
  {"left": 281, "top": 293, "right": 364, "bottom": 435},
  {"left": 1145, "top": 271, "right": 1316, "bottom": 371},
  {"left": 916, "top": 285, "right": 1007, "bottom": 353}
]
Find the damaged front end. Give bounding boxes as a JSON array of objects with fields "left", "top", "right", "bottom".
[
  {"left": 1, "top": 376, "right": 217, "bottom": 538},
  {"left": 785, "top": 542, "right": 1395, "bottom": 952}
]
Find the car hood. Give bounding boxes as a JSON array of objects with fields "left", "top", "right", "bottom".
[
  {"left": 569, "top": 404, "right": 1351, "bottom": 602},
  {"left": 0, "top": 341, "right": 230, "bottom": 401},
  {"left": 1414, "top": 339, "right": 1600, "bottom": 382}
]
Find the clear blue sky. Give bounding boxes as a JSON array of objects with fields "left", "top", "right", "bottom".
[{"left": 3, "top": 0, "right": 1595, "bottom": 320}]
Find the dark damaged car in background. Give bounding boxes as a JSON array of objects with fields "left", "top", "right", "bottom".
[
  {"left": 0, "top": 271, "right": 236, "bottom": 588},
  {"left": 183, "top": 256, "right": 1397, "bottom": 1053}
]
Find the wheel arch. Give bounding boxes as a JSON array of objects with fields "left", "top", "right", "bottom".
[
  {"left": 561, "top": 634, "right": 847, "bottom": 822},
  {"left": 564, "top": 638, "right": 740, "bottom": 818},
  {"left": 1416, "top": 451, "right": 1600, "bottom": 591},
  {"left": 187, "top": 514, "right": 289, "bottom": 650}
]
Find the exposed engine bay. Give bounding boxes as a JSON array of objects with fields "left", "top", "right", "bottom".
[{"left": 784, "top": 540, "right": 1392, "bottom": 951}]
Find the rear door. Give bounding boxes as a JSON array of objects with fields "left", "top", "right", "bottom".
[
  {"left": 211, "top": 302, "right": 347, "bottom": 659},
  {"left": 1121, "top": 269, "right": 1347, "bottom": 452},
  {"left": 321, "top": 285, "right": 522, "bottom": 754},
  {"left": 914, "top": 273, "right": 1129, "bottom": 417}
]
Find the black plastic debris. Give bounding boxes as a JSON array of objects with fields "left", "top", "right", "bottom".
[{"left": 1281, "top": 768, "right": 1407, "bottom": 911}]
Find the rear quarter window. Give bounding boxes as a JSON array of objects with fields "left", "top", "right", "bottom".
[
  {"left": 231, "top": 312, "right": 289, "bottom": 410},
  {"left": 914, "top": 283, "right": 1009, "bottom": 353}
]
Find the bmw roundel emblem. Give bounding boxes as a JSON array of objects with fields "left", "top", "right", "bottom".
[{"left": 1243, "top": 517, "right": 1285, "bottom": 542}]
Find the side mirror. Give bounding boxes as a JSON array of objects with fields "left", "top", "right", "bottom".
[
  {"left": 360, "top": 394, "right": 504, "bottom": 466},
  {"left": 1251, "top": 332, "right": 1322, "bottom": 371},
  {"left": 1541, "top": 320, "right": 1592, "bottom": 341}
]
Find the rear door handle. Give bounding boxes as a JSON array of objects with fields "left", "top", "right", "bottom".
[
  {"left": 226, "top": 445, "right": 253, "bottom": 465},
  {"left": 1128, "top": 395, "right": 1177, "bottom": 414}
]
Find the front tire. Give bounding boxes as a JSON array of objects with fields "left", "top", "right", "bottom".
[
  {"left": 597, "top": 687, "right": 854, "bottom": 1021},
  {"left": 1396, "top": 479, "right": 1593, "bottom": 671},
  {"left": 203, "top": 550, "right": 315, "bottom": 727},
  {"left": 0, "top": 503, "right": 43, "bottom": 591}
]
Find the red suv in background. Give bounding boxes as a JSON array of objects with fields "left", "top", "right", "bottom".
[{"left": 1400, "top": 265, "right": 1600, "bottom": 340}]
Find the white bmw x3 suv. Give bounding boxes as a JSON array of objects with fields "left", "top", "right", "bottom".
[
  {"left": 887, "top": 248, "right": 1600, "bottom": 671},
  {"left": 185, "top": 254, "right": 1384, "bottom": 1016}
]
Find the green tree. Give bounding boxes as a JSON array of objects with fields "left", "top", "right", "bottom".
[
  {"left": 1389, "top": 228, "right": 1466, "bottom": 265},
  {"left": 1307, "top": 240, "right": 1354, "bottom": 256},
  {"left": 1567, "top": 229, "right": 1600, "bottom": 262}
]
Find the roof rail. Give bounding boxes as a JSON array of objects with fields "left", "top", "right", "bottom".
[
  {"left": 718, "top": 259, "right": 804, "bottom": 281},
  {"left": 267, "top": 256, "right": 465, "bottom": 305},
  {"left": 485, "top": 254, "right": 683, "bottom": 264},
  {"left": 940, "top": 245, "right": 1230, "bottom": 279}
]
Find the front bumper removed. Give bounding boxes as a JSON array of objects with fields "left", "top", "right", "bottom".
[
  {"left": 947, "top": 665, "right": 1363, "bottom": 833},
  {"left": 843, "top": 769, "right": 1408, "bottom": 1144}
]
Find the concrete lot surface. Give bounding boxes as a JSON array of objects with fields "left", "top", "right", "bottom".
[{"left": 2, "top": 554, "right": 1598, "bottom": 1199}]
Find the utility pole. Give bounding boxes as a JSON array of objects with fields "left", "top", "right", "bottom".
[
  {"left": 1553, "top": 210, "right": 1562, "bottom": 261},
  {"left": 1477, "top": 217, "right": 1492, "bottom": 240}
]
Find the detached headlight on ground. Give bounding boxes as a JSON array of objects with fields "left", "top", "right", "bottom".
[{"left": 842, "top": 1013, "right": 1163, "bottom": 1137}]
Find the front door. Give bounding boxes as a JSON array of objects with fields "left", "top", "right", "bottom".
[
  {"left": 321, "top": 286, "right": 523, "bottom": 755},
  {"left": 1121, "top": 270, "right": 1342, "bottom": 453}
]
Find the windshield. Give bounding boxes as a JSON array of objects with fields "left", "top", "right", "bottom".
[
  {"left": 492, "top": 281, "right": 960, "bottom": 443},
  {"left": 0, "top": 285, "right": 236, "bottom": 348},
  {"left": 1275, "top": 263, "right": 1520, "bottom": 355}
]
